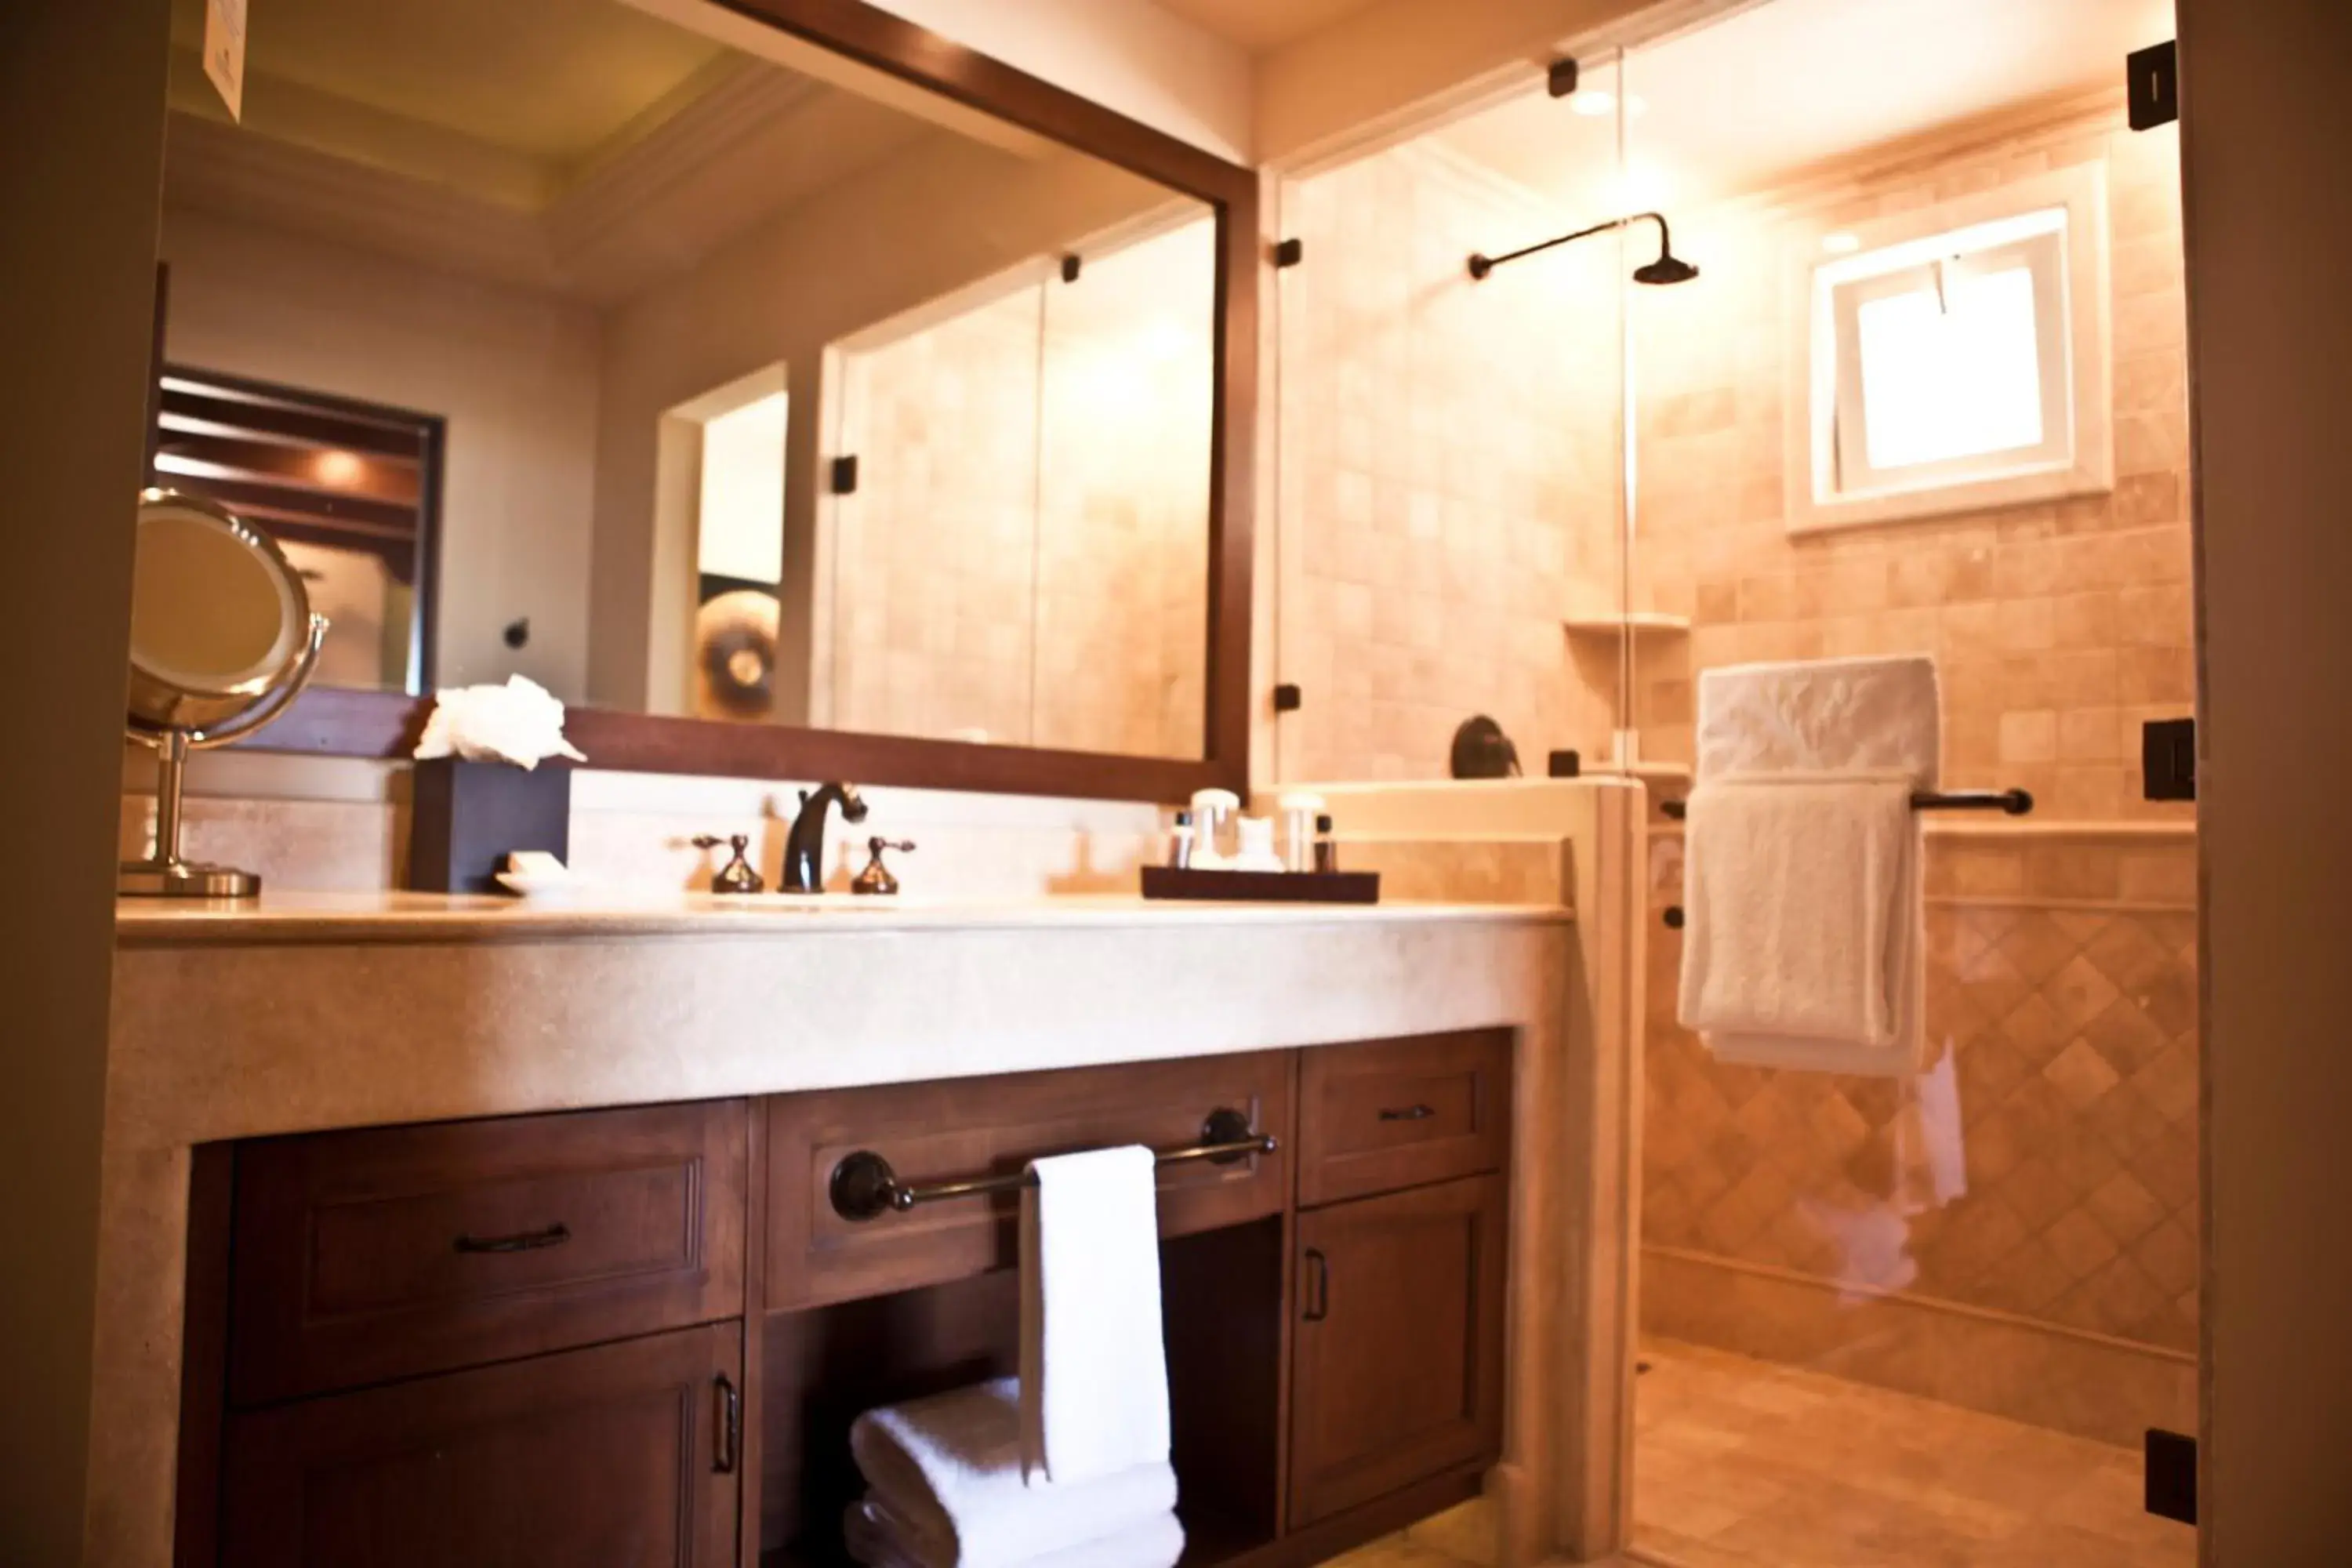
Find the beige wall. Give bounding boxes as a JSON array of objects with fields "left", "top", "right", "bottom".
[
  {"left": 858, "top": 0, "right": 1253, "bottom": 163},
  {"left": 1618, "top": 100, "right": 2201, "bottom": 1444},
  {"left": 1257, "top": 0, "right": 1741, "bottom": 165},
  {"left": 1275, "top": 140, "right": 1624, "bottom": 782},
  {"left": 0, "top": 2, "right": 167, "bottom": 1559},
  {"left": 1628, "top": 100, "right": 2194, "bottom": 825},
  {"left": 157, "top": 205, "right": 604, "bottom": 701},
  {"left": 823, "top": 219, "right": 1214, "bottom": 756},
  {"left": 588, "top": 128, "right": 1178, "bottom": 713},
  {"left": 2178, "top": 0, "right": 2352, "bottom": 1556}
]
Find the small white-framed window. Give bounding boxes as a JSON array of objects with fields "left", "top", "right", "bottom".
[{"left": 1784, "top": 162, "right": 2112, "bottom": 534}]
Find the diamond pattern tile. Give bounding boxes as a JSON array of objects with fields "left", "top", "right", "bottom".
[{"left": 1645, "top": 836, "right": 2201, "bottom": 1356}]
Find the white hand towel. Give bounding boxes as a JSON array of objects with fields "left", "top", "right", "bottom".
[
  {"left": 1019, "top": 1145, "right": 1172, "bottom": 1486},
  {"left": 848, "top": 1377, "right": 1178, "bottom": 1568},
  {"left": 1694, "top": 654, "right": 1941, "bottom": 782},
  {"left": 844, "top": 1497, "right": 1185, "bottom": 1568},
  {"left": 1677, "top": 771, "right": 1916, "bottom": 1047},
  {"left": 1682, "top": 655, "right": 1939, "bottom": 1076}
]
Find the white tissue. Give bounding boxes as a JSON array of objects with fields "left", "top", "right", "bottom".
[{"left": 413, "top": 675, "right": 586, "bottom": 770}]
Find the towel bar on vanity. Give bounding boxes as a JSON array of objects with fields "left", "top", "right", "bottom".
[
  {"left": 826, "top": 1107, "right": 1278, "bottom": 1223},
  {"left": 1657, "top": 787, "right": 2034, "bottom": 927}
]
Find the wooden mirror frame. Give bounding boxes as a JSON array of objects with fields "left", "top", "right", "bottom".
[{"left": 235, "top": 0, "right": 1257, "bottom": 804}]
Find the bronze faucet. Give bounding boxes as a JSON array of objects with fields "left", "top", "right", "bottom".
[{"left": 783, "top": 782, "right": 867, "bottom": 892}]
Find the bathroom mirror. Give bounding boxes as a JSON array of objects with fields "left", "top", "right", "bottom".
[
  {"left": 146, "top": 0, "right": 1255, "bottom": 801},
  {"left": 122, "top": 488, "right": 328, "bottom": 896}
]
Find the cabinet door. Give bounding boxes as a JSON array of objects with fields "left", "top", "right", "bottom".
[
  {"left": 1287, "top": 1174, "right": 1507, "bottom": 1529},
  {"left": 221, "top": 1323, "right": 742, "bottom": 1568}
]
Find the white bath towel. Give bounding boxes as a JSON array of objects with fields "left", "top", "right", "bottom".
[
  {"left": 848, "top": 1377, "right": 1178, "bottom": 1568},
  {"left": 1677, "top": 771, "right": 1917, "bottom": 1047},
  {"left": 1019, "top": 1145, "right": 1173, "bottom": 1485},
  {"left": 844, "top": 1496, "right": 1185, "bottom": 1568},
  {"left": 1682, "top": 655, "right": 1939, "bottom": 1076}
]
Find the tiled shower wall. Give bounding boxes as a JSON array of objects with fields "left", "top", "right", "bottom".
[
  {"left": 829, "top": 286, "right": 1044, "bottom": 746},
  {"left": 1276, "top": 142, "right": 1628, "bottom": 783},
  {"left": 825, "top": 220, "right": 1214, "bottom": 759},
  {"left": 1625, "top": 100, "right": 2194, "bottom": 824},
  {"left": 1627, "top": 100, "right": 2199, "bottom": 1443},
  {"left": 1642, "top": 829, "right": 2199, "bottom": 1442}
]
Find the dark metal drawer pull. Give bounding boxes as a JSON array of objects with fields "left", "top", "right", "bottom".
[
  {"left": 1302, "top": 1247, "right": 1330, "bottom": 1322},
  {"left": 1377, "top": 1104, "right": 1436, "bottom": 1122},
  {"left": 452, "top": 1221, "right": 572, "bottom": 1254},
  {"left": 714, "top": 1374, "right": 742, "bottom": 1473}
]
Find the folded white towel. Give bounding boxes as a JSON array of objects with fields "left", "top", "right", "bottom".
[
  {"left": 1019, "top": 1145, "right": 1172, "bottom": 1485},
  {"left": 1694, "top": 654, "right": 1940, "bottom": 781},
  {"left": 844, "top": 1497, "right": 1185, "bottom": 1568},
  {"left": 848, "top": 1377, "right": 1178, "bottom": 1568},
  {"left": 1682, "top": 655, "right": 1939, "bottom": 1076},
  {"left": 1677, "top": 771, "right": 1916, "bottom": 1047}
]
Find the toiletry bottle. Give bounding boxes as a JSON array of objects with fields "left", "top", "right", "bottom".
[
  {"left": 1312, "top": 813, "right": 1339, "bottom": 873},
  {"left": 1278, "top": 791, "right": 1326, "bottom": 872},
  {"left": 1232, "top": 816, "right": 1284, "bottom": 873},
  {"left": 1167, "top": 809, "right": 1194, "bottom": 869},
  {"left": 1189, "top": 787, "right": 1239, "bottom": 869}
]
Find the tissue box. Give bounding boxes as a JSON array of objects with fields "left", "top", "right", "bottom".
[{"left": 408, "top": 757, "right": 572, "bottom": 894}]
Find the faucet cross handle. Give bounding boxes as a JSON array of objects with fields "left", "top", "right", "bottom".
[
  {"left": 852, "top": 837, "right": 916, "bottom": 897},
  {"left": 691, "top": 833, "right": 765, "bottom": 895}
]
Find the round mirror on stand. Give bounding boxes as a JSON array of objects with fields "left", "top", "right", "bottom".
[{"left": 120, "top": 488, "right": 329, "bottom": 898}]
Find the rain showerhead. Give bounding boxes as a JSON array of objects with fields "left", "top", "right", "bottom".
[
  {"left": 1633, "top": 251, "right": 1700, "bottom": 286},
  {"left": 1468, "top": 210, "right": 1699, "bottom": 286}
]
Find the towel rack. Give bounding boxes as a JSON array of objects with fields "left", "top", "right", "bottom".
[
  {"left": 1656, "top": 786, "right": 2032, "bottom": 928},
  {"left": 1657, "top": 787, "right": 2034, "bottom": 822},
  {"left": 827, "top": 1107, "right": 1277, "bottom": 1223}
]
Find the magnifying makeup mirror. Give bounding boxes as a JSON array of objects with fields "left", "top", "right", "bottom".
[{"left": 120, "top": 488, "right": 328, "bottom": 897}]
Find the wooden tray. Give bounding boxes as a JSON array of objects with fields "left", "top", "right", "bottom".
[{"left": 1140, "top": 866, "right": 1381, "bottom": 904}]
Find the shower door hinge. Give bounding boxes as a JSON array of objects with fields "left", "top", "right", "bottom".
[
  {"left": 2144, "top": 1428, "right": 2196, "bottom": 1524},
  {"left": 1273, "top": 238, "right": 1304, "bottom": 269},
  {"left": 1547, "top": 57, "right": 1579, "bottom": 99},
  {"left": 829, "top": 455, "right": 859, "bottom": 496},
  {"left": 1060, "top": 252, "right": 1083, "bottom": 283},
  {"left": 2128, "top": 40, "right": 2178, "bottom": 130},
  {"left": 1272, "top": 682, "right": 1303, "bottom": 713}
]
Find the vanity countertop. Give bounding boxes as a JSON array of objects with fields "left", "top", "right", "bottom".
[{"left": 114, "top": 887, "right": 1573, "bottom": 946}]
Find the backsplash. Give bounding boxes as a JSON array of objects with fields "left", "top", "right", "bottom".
[{"left": 121, "top": 750, "right": 1166, "bottom": 898}]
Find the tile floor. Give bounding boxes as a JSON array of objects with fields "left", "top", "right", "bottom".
[
  {"left": 1317, "top": 1340, "right": 2196, "bottom": 1568},
  {"left": 1631, "top": 1340, "right": 2195, "bottom": 1568}
]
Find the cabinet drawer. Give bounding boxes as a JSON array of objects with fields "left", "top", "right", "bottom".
[
  {"left": 768, "top": 1052, "right": 1291, "bottom": 1310},
  {"left": 229, "top": 1100, "right": 746, "bottom": 1406},
  {"left": 220, "top": 1322, "right": 742, "bottom": 1568},
  {"left": 1296, "top": 1031, "right": 1512, "bottom": 1207}
]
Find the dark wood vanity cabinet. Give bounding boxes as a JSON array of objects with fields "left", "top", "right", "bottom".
[
  {"left": 220, "top": 1324, "right": 743, "bottom": 1568},
  {"left": 179, "top": 1032, "right": 1512, "bottom": 1568},
  {"left": 1288, "top": 1176, "right": 1509, "bottom": 1528}
]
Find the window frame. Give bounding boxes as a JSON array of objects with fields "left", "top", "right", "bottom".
[{"left": 1783, "top": 161, "right": 2113, "bottom": 535}]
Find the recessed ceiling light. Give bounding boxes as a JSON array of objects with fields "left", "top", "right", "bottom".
[{"left": 1820, "top": 232, "right": 1862, "bottom": 255}]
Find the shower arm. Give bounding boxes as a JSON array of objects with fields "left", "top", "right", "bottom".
[{"left": 1468, "top": 211, "right": 1675, "bottom": 280}]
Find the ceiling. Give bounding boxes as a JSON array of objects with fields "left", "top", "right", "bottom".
[
  {"left": 169, "top": 0, "right": 730, "bottom": 166},
  {"left": 1438, "top": 0, "right": 2177, "bottom": 214},
  {"left": 1149, "top": 0, "right": 1381, "bottom": 53}
]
